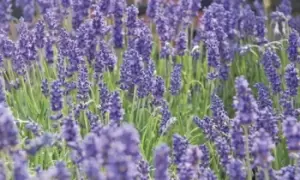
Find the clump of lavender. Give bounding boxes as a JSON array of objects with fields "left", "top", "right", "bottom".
[
  {"left": 285, "top": 63, "right": 299, "bottom": 97},
  {"left": 170, "top": 64, "right": 183, "bottom": 96},
  {"left": 233, "top": 76, "right": 258, "bottom": 125},
  {"left": 108, "top": 91, "right": 124, "bottom": 126},
  {"left": 252, "top": 129, "right": 275, "bottom": 168},
  {"left": 154, "top": 144, "right": 170, "bottom": 180},
  {"left": 0, "top": 103, "right": 19, "bottom": 151}
]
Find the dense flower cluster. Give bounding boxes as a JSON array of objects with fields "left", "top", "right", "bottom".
[{"left": 1, "top": 0, "right": 300, "bottom": 179}]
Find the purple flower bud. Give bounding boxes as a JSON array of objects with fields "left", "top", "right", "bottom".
[
  {"left": 83, "top": 159, "right": 104, "bottom": 180},
  {"left": 175, "top": 31, "right": 187, "bottom": 56},
  {"left": 12, "top": 151, "right": 29, "bottom": 180},
  {"left": 45, "top": 37, "right": 54, "bottom": 64},
  {"left": 99, "top": 80, "right": 110, "bottom": 117},
  {"left": 120, "top": 49, "right": 144, "bottom": 90},
  {"left": 193, "top": 116, "right": 217, "bottom": 141},
  {"left": 199, "top": 145, "right": 210, "bottom": 168},
  {"left": 283, "top": 116, "right": 300, "bottom": 153},
  {"left": 261, "top": 48, "right": 282, "bottom": 93},
  {"left": 230, "top": 122, "right": 245, "bottom": 159},
  {"left": 252, "top": 129, "right": 274, "bottom": 168},
  {"left": 199, "top": 167, "right": 217, "bottom": 180},
  {"left": 277, "top": 166, "right": 295, "bottom": 179},
  {"left": 277, "top": 0, "right": 292, "bottom": 16},
  {"left": 215, "top": 136, "right": 231, "bottom": 168},
  {"left": 254, "top": 83, "right": 273, "bottom": 110},
  {"left": 146, "top": 0, "right": 159, "bottom": 19},
  {"left": 34, "top": 20, "right": 45, "bottom": 49},
  {"left": 50, "top": 80, "right": 63, "bottom": 115},
  {"left": 41, "top": 79, "right": 49, "bottom": 97},
  {"left": 152, "top": 76, "right": 165, "bottom": 102},
  {"left": 170, "top": 64, "right": 182, "bottom": 96},
  {"left": 25, "top": 133, "right": 55, "bottom": 156},
  {"left": 156, "top": 15, "right": 170, "bottom": 42},
  {"left": 159, "top": 100, "right": 175, "bottom": 135},
  {"left": 154, "top": 144, "right": 170, "bottom": 180},
  {"left": 137, "top": 159, "right": 150, "bottom": 180},
  {"left": 0, "top": 104, "right": 19, "bottom": 150},
  {"left": 62, "top": 115, "right": 81, "bottom": 145},
  {"left": 178, "top": 145, "right": 202, "bottom": 180},
  {"left": 25, "top": 121, "right": 41, "bottom": 136},
  {"left": 1, "top": 37, "right": 15, "bottom": 59},
  {"left": 226, "top": 159, "right": 246, "bottom": 180},
  {"left": 256, "top": 108, "right": 278, "bottom": 142},
  {"left": 233, "top": 76, "right": 259, "bottom": 125},
  {"left": 285, "top": 63, "right": 299, "bottom": 97},
  {"left": 113, "top": 0, "right": 125, "bottom": 48},
  {"left": 77, "top": 61, "right": 90, "bottom": 104},
  {"left": 173, "top": 134, "right": 189, "bottom": 166},
  {"left": 287, "top": 30, "right": 299, "bottom": 63},
  {"left": 108, "top": 91, "right": 124, "bottom": 126}
]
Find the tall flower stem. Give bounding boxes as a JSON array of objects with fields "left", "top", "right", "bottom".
[{"left": 244, "top": 126, "right": 252, "bottom": 180}]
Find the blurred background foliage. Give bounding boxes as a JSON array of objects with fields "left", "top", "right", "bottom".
[{"left": 10, "top": 0, "right": 300, "bottom": 19}]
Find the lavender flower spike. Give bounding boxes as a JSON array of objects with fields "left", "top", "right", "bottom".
[
  {"left": 233, "top": 76, "right": 259, "bottom": 125},
  {"left": 154, "top": 144, "right": 170, "bottom": 180}
]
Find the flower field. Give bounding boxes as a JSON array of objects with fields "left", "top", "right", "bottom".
[{"left": 1, "top": 0, "right": 300, "bottom": 179}]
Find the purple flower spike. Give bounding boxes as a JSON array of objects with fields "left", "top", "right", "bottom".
[
  {"left": 227, "top": 159, "right": 246, "bottom": 180},
  {"left": 154, "top": 144, "right": 170, "bottom": 180},
  {"left": 233, "top": 76, "right": 259, "bottom": 125},
  {"left": 170, "top": 64, "right": 183, "bottom": 96},
  {"left": 173, "top": 134, "right": 189, "bottom": 166},
  {"left": 0, "top": 104, "right": 19, "bottom": 151},
  {"left": 285, "top": 63, "right": 299, "bottom": 97},
  {"left": 252, "top": 129, "right": 275, "bottom": 168},
  {"left": 108, "top": 91, "right": 124, "bottom": 126},
  {"left": 287, "top": 30, "right": 299, "bottom": 63}
]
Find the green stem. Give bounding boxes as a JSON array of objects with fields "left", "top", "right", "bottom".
[
  {"left": 244, "top": 126, "right": 252, "bottom": 180},
  {"left": 264, "top": 168, "right": 270, "bottom": 180}
]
